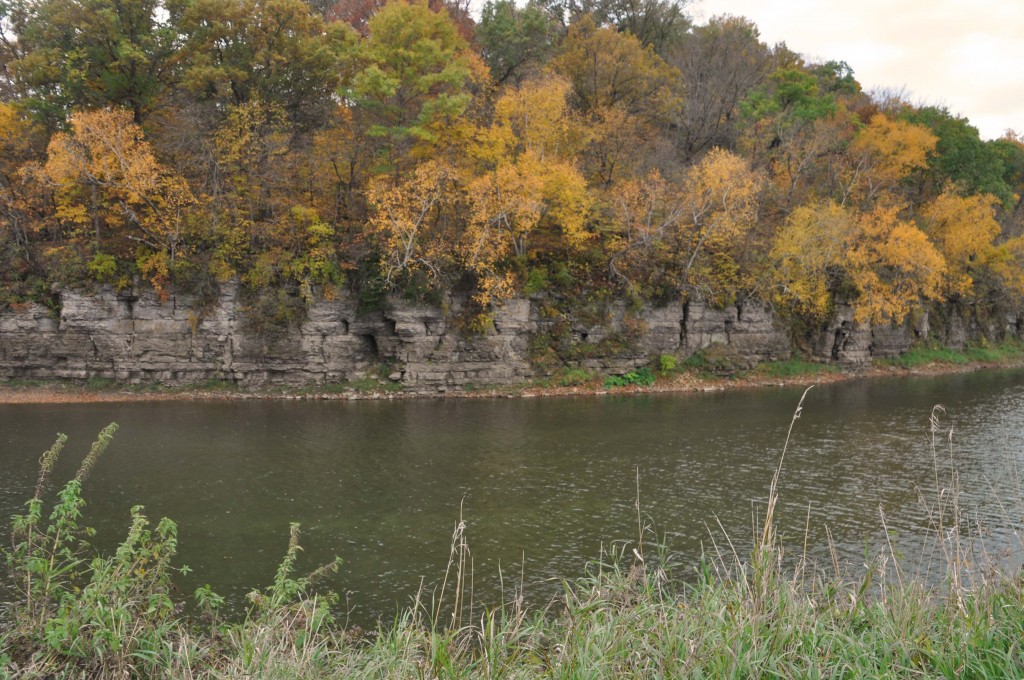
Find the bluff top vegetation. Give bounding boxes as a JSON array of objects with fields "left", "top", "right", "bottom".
[{"left": 1, "top": 0, "right": 1023, "bottom": 332}]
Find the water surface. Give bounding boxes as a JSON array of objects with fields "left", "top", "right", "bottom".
[{"left": 2, "top": 369, "right": 1023, "bottom": 624}]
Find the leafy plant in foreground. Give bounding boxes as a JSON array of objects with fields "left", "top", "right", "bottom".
[{"left": 1, "top": 424, "right": 199, "bottom": 677}]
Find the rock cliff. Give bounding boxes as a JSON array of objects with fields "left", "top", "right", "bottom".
[{"left": 0, "top": 284, "right": 1019, "bottom": 391}]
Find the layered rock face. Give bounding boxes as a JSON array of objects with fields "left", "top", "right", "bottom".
[{"left": 0, "top": 285, "right": 1019, "bottom": 390}]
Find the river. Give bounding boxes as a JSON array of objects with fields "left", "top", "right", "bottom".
[{"left": 2, "top": 369, "right": 1024, "bottom": 625}]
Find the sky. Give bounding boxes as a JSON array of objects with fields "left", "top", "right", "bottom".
[{"left": 691, "top": 0, "right": 1024, "bottom": 140}]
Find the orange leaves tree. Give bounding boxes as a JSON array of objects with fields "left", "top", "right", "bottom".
[
  {"left": 603, "top": 147, "right": 763, "bottom": 306},
  {"left": 847, "top": 204, "right": 945, "bottom": 324},
  {"left": 839, "top": 114, "right": 937, "bottom": 207},
  {"left": 42, "top": 108, "right": 199, "bottom": 295},
  {"left": 551, "top": 15, "right": 681, "bottom": 186}
]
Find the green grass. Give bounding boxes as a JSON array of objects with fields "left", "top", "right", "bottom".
[
  {"left": 7, "top": 410, "right": 1024, "bottom": 678},
  {"left": 879, "top": 339, "right": 1024, "bottom": 369},
  {"left": 753, "top": 358, "right": 840, "bottom": 378}
]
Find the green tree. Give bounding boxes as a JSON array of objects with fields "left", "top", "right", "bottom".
[
  {"left": 902, "top": 106, "right": 1013, "bottom": 206},
  {"left": 171, "top": 0, "right": 357, "bottom": 131},
  {"left": 476, "top": 0, "right": 558, "bottom": 86},
  {"left": 2, "top": 0, "right": 179, "bottom": 126},
  {"left": 545, "top": 0, "right": 690, "bottom": 55},
  {"left": 344, "top": 0, "right": 488, "bottom": 174}
]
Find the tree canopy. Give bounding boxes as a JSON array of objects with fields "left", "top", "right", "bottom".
[{"left": 1, "top": 0, "right": 1022, "bottom": 329}]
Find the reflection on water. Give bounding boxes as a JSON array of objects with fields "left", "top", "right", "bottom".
[{"left": 2, "top": 369, "right": 1023, "bottom": 625}]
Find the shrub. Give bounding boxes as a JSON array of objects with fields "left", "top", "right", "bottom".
[
  {"left": 603, "top": 366, "right": 656, "bottom": 388},
  {"left": 658, "top": 353, "right": 678, "bottom": 372}
]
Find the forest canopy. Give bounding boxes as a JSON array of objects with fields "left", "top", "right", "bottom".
[{"left": 1, "top": 0, "right": 1022, "bottom": 330}]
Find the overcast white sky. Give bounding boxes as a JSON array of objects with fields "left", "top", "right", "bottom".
[{"left": 691, "top": 0, "right": 1024, "bottom": 140}]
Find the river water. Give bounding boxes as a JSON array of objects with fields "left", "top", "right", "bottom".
[{"left": 2, "top": 369, "right": 1024, "bottom": 625}]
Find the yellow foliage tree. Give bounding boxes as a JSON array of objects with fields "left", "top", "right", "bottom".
[
  {"left": 0, "top": 103, "right": 43, "bottom": 255},
  {"left": 770, "top": 200, "right": 855, "bottom": 321},
  {"left": 989, "top": 236, "right": 1024, "bottom": 308},
  {"left": 365, "top": 160, "right": 457, "bottom": 287},
  {"left": 462, "top": 77, "right": 592, "bottom": 307},
  {"left": 919, "top": 188, "right": 1001, "bottom": 299},
  {"left": 43, "top": 108, "right": 198, "bottom": 295},
  {"left": 605, "top": 169, "right": 682, "bottom": 293},
  {"left": 847, "top": 204, "right": 945, "bottom": 323},
  {"left": 840, "top": 113, "right": 936, "bottom": 206},
  {"left": 485, "top": 74, "right": 589, "bottom": 164},
  {"left": 676, "top": 147, "right": 763, "bottom": 305}
]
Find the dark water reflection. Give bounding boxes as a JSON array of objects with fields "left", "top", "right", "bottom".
[{"left": 2, "top": 369, "right": 1024, "bottom": 625}]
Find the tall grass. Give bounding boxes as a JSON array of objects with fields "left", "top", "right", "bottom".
[{"left": 3, "top": 402, "right": 1024, "bottom": 678}]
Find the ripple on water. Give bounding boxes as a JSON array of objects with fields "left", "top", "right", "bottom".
[{"left": 2, "top": 369, "right": 1024, "bottom": 623}]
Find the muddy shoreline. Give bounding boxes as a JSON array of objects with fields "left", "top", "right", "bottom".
[{"left": 1, "top": 360, "right": 1019, "bottom": 404}]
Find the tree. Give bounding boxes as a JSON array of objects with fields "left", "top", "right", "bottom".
[
  {"left": 846, "top": 203, "right": 945, "bottom": 324},
  {"left": 552, "top": 14, "right": 679, "bottom": 121},
  {"left": 674, "top": 147, "right": 762, "bottom": 305},
  {"left": 462, "top": 76, "right": 592, "bottom": 306},
  {"left": 344, "top": 0, "right": 488, "bottom": 174},
  {"left": 3, "top": 0, "right": 178, "bottom": 126},
  {"left": 365, "top": 159, "right": 458, "bottom": 288},
  {"left": 671, "top": 15, "right": 772, "bottom": 159},
  {"left": 43, "top": 108, "right": 199, "bottom": 294},
  {"left": 604, "top": 169, "right": 681, "bottom": 296},
  {"left": 476, "top": 0, "right": 558, "bottom": 86},
  {"left": 919, "top": 189, "right": 1001, "bottom": 299},
  {"left": 902, "top": 106, "right": 1013, "bottom": 206},
  {"left": 770, "top": 200, "right": 855, "bottom": 322},
  {"left": 770, "top": 196, "right": 950, "bottom": 326},
  {"left": 545, "top": 0, "right": 690, "bottom": 55},
  {"left": 838, "top": 113, "right": 937, "bottom": 207},
  {"left": 172, "top": 0, "right": 356, "bottom": 132}
]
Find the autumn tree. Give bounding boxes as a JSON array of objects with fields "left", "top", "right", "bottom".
[
  {"left": 673, "top": 147, "right": 762, "bottom": 305},
  {"left": 0, "top": 103, "right": 49, "bottom": 300},
  {"left": 546, "top": 0, "right": 691, "bottom": 55},
  {"left": 919, "top": 189, "right": 1001, "bottom": 299},
  {"left": 604, "top": 169, "right": 684, "bottom": 298},
  {"left": 772, "top": 200, "right": 947, "bottom": 325},
  {"left": 365, "top": 160, "right": 459, "bottom": 290},
  {"left": 345, "top": 0, "right": 488, "bottom": 174},
  {"left": 739, "top": 57, "right": 857, "bottom": 166},
  {"left": 327, "top": 0, "right": 475, "bottom": 42},
  {"left": 770, "top": 200, "right": 855, "bottom": 322},
  {"left": 462, "top": 75, "right": 592, "bottom": 307},
  {"left": 846, "top": 204, "right": 945, "bottom": 324},
  {"left": 671, "top": 15, "right": 772, "bottom": 159},
  {"left": 171, "top": 0, "right": 356, "bottom": 132},
  {"left": 551, "top": 15, "right": 680, "bottom": 184},
  {"left": 840, "top": 114, "right": 936, "bottom": 206},
  {"left": 42, "top": 108, "right": 199, "bottom": 295},
  {"left": 552, "top": 15, "right": 678, "bottom": 120}
]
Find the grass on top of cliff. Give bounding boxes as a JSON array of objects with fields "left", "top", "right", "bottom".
[{"left": 877, "top": 339, "right": 1024, "bottom": 369}]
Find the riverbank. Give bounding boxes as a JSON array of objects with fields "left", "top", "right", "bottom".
[{"left": 2, "top": 345, "right": 1022, "bottom": 404}]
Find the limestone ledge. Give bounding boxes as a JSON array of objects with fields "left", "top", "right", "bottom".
[{"left": 0, "top": 284, "right": 1019, "bottom": 389}]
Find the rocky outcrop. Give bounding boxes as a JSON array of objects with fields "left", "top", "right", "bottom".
[{"left": 0, "top": 285, "right": 1019, "bottom": 390}]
